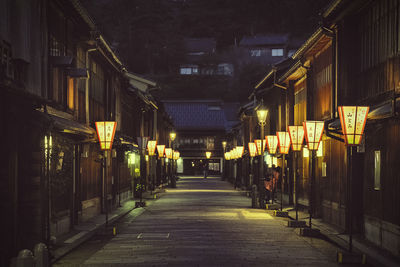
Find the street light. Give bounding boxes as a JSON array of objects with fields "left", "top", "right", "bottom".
[
  {"left": 95, "top": 121, "right": 117, "bottom": 227},
  {"left": 169, "top": 132, "right": 176, "bottom": 187},
  {"left": 222, "top": 141, "right": 227, "bottom": 180},
  {"left": 288, "top": 125, "right": 305, "bottom": 220},
  {"left": 277, "top": 131, "right": 291, "bottom": 211},
  {"left": 303, "top": 120, "right": 324, "bottom": 229},
  {"left": 169, "top": 131, "right": 176, "bottom": 142},
  {"left": 206, "top": 151, "right": 212, "bottom": 159},
  {"left": 256, "top": 100, "right": 268, "bottom": 209},
  {"left": 338, "top": 106, "right": 369, "bottom": 252}
]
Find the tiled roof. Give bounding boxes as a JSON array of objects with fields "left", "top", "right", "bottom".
[
  {"left": 184, "top": 38, "right": 216, "bottom": 53},
  {"left": 163, "top": 100, "right": 228, "bottom": 130},
  {"left": 239, "top": 34, "right": 290, "bottom": 46}
]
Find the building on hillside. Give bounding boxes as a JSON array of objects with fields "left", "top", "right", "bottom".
[
  {"left": 238, "top": 34, "right": 301, "bottom": 66},
  {"left": 179, "top": 38, "right": 234, "bottom": 76},
  {"left": 163, "top": 100, "right": 239, "bottom": 175}
]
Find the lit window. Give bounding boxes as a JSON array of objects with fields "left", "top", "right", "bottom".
[
  {"left": 374, "top": 150, "right": 381, "bottom": 190},
  {"left": 180, "top": 68, "right": 192, "bottom": 75},
  {"left": 250, "top": 49, "right": 261, "bottom": 57},
  {"left": 272, "top": 48, "right": 284, "bottom": 56},
  {"left": 67, "top": 77, "right": 74, "bottom": 110}
]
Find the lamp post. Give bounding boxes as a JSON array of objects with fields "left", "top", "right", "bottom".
[
  {"left": 169, "top": 132, "right": 176, "bottom": 187},
  {"left": 95, "top": 121, "right": 117, "bottom": 227},
  {"left": 256, "top": 101, "right": 268, "bottom": 208},
  {"left": 222, "top": 141, "right": 227, "bottom": 180},
  {"left": 288, "top": 126, "right": 305, "bottom": 220},
  {"left": 303, "top": 121, "right": 324, "bottom": 229},
  {"left": 338, "top": 106, "right": 369, "bottom": 252},
  {"left": 277, "top": 131, "right": 291, "bottom": 211}
]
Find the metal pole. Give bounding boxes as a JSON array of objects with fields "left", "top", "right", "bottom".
[
  {"left": 281, "top": 154, "right": 285, "bottom": 211},
  {"left": 309, "top": 150, "right": 316, "bottom": 228},
  {"left": 348, "top": 146, "right": 353, "bottom": 252},
  {"left": 294, "top": 151, "right": 298, "bottom": 220},
  {"left": 259, "top": 123, "right": 265, "bottom": 209},
  {"left": 104, "top": 151, "right": 108, "bottom": 227}
]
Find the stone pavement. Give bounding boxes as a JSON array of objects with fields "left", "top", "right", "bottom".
[
  {"left": 54, "top": 176, "right": 364, "bottom": 266},
  {"left": 52, "top": 186, "right": 166, "bottom": 263}
]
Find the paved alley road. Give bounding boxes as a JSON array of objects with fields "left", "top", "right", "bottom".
[{"left": 55, "top": 176, "right": 350, "bottom": 266}]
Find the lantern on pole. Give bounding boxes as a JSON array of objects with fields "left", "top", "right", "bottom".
[
  {"left": 236, "top": 146, "right": 244, "bottom": 158},
  {"left": 248, "top": 142, "right": 257, "bottom": 157},
  {"left": 288, "top": 126, "right": 305, "bottom": 152},
  {"left": 206, "top": 151, "right": 212, "bottom": 159},
  {"left": 147, "top": 140, "right": 157, "bottom": 156},
  {"left": 266, "top": 135, "right": 278, "bottom": 154},
  {"left": 277, "top": 132, "right": 291, "bottom": 154},
  {"left": 338, "top": 106, "right": 369, "bottom": 253},
  {"left": 165, "top": 148, "right": 173, "bottom": 159},
  {"left": 276, "top": 131, "right": 291, "bottom": 211},
  {"left": 157, "top": 145, "right": 165, "bottom": 158},
  {"left": 338, "top": 106, "right": 369, "bottom": 146},
  {"left": 288, "top": 125, "right": 305, "bottom": 220},
  {"left": 303, "top": 120, "right": 324, "bottom": 229},
  {"left": 95, "top": 121, "right": 117, "bottom": 150},
  {"left": 173, "top": 151, "right": 180, "bottom": 160},
  {"left": 254, "top": 139, "right": 266, "bottom": 156},
  {"left": 95, "top": 121, "right": 117, "bottom": 227},
  {"left": 303, "top": 121, "right": 324, "bottom": 151}
]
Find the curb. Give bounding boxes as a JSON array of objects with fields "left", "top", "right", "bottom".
[{"left": 51, "top": 204, "right": 136, "bottom": 263}]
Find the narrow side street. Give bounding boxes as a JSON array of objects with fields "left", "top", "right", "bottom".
[{"left": 55, "top": 176, "right": 353, "bottom": 266}]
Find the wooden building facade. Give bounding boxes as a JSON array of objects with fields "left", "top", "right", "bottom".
[
  {"left": 0, "top": 0, "right": 172, "bottom": 265},
  {"left": 250, "top": 0, "right": 400, "bottom": 257}
]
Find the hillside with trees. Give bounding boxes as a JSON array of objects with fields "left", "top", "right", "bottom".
[{"left": 81, "top": 0, "right": 330, "bottom": 102}]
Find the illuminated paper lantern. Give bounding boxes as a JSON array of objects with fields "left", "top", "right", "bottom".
[
  {"left": 254, "top": 139, "right": 266, "bottom": 155},
  {"left": 338, "top": 106, "right": 369, "bottom": 146},
  {"left": 95, "top": 121, "right": 117, "bottom": 150},
  {"left": 147, "top": 140, "right": 157, "bottom": 156},
  {"left": 266, "top": 135, "right": 278, "bottom": 154},
  {"left": 156, "top": 145, "right": 165, "bottom": 157},
  {"left": 206, "top": 151, "right": 212, "bottom": 159},
  {"left": 165, "top": 148, "right": 173, "bottom": 159},
  {"left": 288, "top": 126, "right": 305, "bottom": 151},
  {"left": 277, "top": 131, "right": 291, "bottom": 154},
  {"left": 236, "top": 146, "right": 244, "bottom": 158},
  {"left": 303, "top": 121, "right": 324, "bottom": 151},
  {"left": 173, "top": 151, "right": 180, "bottom": 160},
  {"left": 248, "top": 142, "right": 257, "bottom": 157}
]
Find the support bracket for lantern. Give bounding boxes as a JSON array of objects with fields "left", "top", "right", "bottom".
[{"left": 324, "top": 120, "right": 345, "bottom": 143}]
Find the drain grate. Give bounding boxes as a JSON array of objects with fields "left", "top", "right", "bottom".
[{"left": 136, "top": 233, "right": 170, "bottom": 239}]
